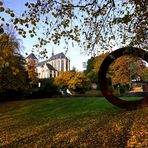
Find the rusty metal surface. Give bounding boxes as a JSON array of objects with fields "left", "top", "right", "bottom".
[{"left": 98, "top": 47, "right": 148, "bottom": 110}]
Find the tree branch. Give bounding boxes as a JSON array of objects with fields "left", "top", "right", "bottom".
[{"left": 53, "top": 0, "right": 97, "bottom": 8}]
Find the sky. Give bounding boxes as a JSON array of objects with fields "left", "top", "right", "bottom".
[
  {"left": 2, "top": 0, "right": 92, "bottom": 71},
  {"left": 2, "top": 0, "right": 147, "bottom": 70}
]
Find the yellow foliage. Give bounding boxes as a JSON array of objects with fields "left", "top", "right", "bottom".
[
  {"left": 54, "top": 71, "right": 74, "bottom": 88},
  {"left": 0, "top": 33, "right": 18, "bottom": 72},
  {"left": 91, "top": 52, "right": 146, "bottom": 85},
  {"left": 68, "top": 72, "right": 88, "bottom": 90},
  {"left": 5, "top": 62, "right": 9, "bottom": 67},
  {"left": 0, "top": 33, "right": 29, "bottom": 92},
  {"left": 142, "top": 67, "right": 148, "bottom": 80},
  {"left": 55, "top": 71, "right": 89, "bottom": 93}
]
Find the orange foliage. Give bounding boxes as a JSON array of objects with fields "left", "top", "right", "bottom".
[
  {"left": 91, "top": 52, "right": 146, "bottom": 85},
  {"left": 110, "top": 55, "right": 145, "bottom": 85},
  {"left": 26, "top": 59, "right": 38, "bottom": 84}
]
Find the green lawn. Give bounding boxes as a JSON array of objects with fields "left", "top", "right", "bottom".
[{"left": 0, "top": 97, "right": 147, "bottom": 147}]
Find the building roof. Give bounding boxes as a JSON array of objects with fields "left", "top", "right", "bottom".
[
  {"left": 49, "top": 52, "right": 67, "bottom": 61},
  {"left": 38, "top": 60, "right": 48, "bottom": 67},
  {"left": 26, "top": 53, "right": 38, "bottom": 60},
  {"left": 46, "top": 63, "right": 57, "bottom": 71},
  {"left": 38, "top": 61, "right": 56, "bottom": 71},
  {"left": 38, "top": 52, "right": 68, "bottom": 66}
]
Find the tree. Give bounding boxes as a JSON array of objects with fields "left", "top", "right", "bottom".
[
  {"left": 109, "top": 55, "right": 146, "bottom": 86},
  {"left": 84, "top": 57, "right": 98, "bottom": 83},
  {"left": 54, "top": 71, "right": 90, "bottom": 93},
  {"left": 142, "top": 67, "right": 148, "bottom": 80},
  {"left": 26, "top": 58, "right": 38, "bottom": 85},
  {"left": 0, "top": 32, "right": 28, "bottom": 93},
  {"left": 0, "top": 0, "right": 147, "bottom": 56},
  {"left": 85, "top": 52, "right": 110, "bottom": 83},
  {"left": 93, "top": 52, "right": 110, "bottom": 75},
  {"left": 84, "top": 57, "right": 95, "bottom": 75},
  {"left": 85, "top": 52, "right": 146, "bottom": 87},
  {"left": 39, "top": 78, "right": 58, "bottom": 96},
  {"left": 84, "top": 57, "right": 96, "bottom": 83},
  {"left": 68, "top": 72, "right": 90, "bottom": 93},
  {"left": 86, "top": 71, "right": 98, "bottom": 84},
  {"left": 54, "top": 71, "right": 74, "bottom": 90}
]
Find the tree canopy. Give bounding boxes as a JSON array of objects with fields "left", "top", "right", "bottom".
[
  {"left": 109, "top": 55, "right": 146, "bottom": 85},
  {"left": 0, "top": 0, "right": 147, "bottom": 56},
  {"left": 54, "top": 71, "right": 90, "bottom": 93},
  {"left": 26, "top": 58, "right": 38, "bottom": 85},
  {"left": 0, "top": 33, "right": 28, "bottom": 93},
  {"left": 85, "top": 52, "right": 147, "bottom": 86}
]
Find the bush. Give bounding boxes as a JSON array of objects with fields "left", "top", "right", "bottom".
[
  {"left": 32, "top": 78, "right": 59, "bottom": 98},
  {"left": 39, "top": 78, "right": 58, "bottom": 94},
  {"left": 23, "top": 78, "right": 59, "bottom": 99},
  {"left": 0, "top": 89, "right": 26, "bottom": 102}
]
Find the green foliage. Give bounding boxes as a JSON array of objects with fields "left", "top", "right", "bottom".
[
  {"left": 85, "top": 52, "right": 110, "bottom": 84},
  {"left": 84, "top": 57, "right": 98, "bottom": 83},
  {"left": 86, "top": 71, "right": 98, "bottom": 84},
  {"left": 26, "top": 78, "right": 58, "bottom": 99},
  {"left": 0, "top": 27, "right": 4, "bottom": 34},
  {"left": 84, "top": 57, "right": 95, "bottom": 75},
  {"left": 113, "top": 84, "right": 130, "bottom": 95},
  {"left": 39, "top": 78, "right": 58, "bottom": 95}
]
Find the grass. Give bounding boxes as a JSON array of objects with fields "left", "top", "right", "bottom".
[
  {"left": 120, "top": 96, "right": 143, "bottom": 101},
  {"left": 0, "top": 97, "right": 147, "bottom": 147}
]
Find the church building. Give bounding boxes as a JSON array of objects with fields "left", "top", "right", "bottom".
[{"left": 26, "top": 52, "right": 70, "bottom": 79}]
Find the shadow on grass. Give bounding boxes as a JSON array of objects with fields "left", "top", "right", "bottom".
[{"left": 0, "top": 97, "right": 147, "bottom": 147}]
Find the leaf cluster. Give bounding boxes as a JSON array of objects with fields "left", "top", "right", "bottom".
[
  {"left": 1, "top": 0, "right": 147, "bottom": 55},
  {"left": 85, "top": 51, "right": 147, "bottom": 86},
  {"left": 54, "top": 71, "right": 90, "bottom": 93},
  {"left": 0, "top": 32, "right": 29, "bottom": 92}
]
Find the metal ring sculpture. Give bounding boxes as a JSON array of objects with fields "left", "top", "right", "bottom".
[{"left": 98, "top": 47, "right": 148, "bottom": 110}]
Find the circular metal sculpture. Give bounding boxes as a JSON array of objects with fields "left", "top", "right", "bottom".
[{"left": 98, "top": 47, "right": 148, "bottom": 110}]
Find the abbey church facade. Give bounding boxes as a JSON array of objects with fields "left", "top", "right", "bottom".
[{"left": 26, "top": 52, "right": 70, "bottom": 79}]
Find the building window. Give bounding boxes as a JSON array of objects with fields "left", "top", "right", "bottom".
[
  {"left": 50, "top": 70, "right": 52, "bottom": 77},
  {"left": 54, "top": 61, "right": 56, "bottom": 69},
  {"left": 61, "top": 59, "right": 64, "bottom": 71},
  {"left": 46, "top": 70, "right": 48, "bottom": 78},
  {"left": 66, "top": 60, "right": 68, "bottom": 71},
  {"left": 54, "top": 71, "right": 56, "bottom": 77},
  {"left": 58, "top": 60, "right": 60, "bottom": 71}
]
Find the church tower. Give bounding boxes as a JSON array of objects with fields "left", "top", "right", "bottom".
[{"left": 52, "top": 48, "right": 54, "bottom": 56}]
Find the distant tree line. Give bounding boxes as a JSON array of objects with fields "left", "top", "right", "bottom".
[
  {"left": 0, "top": 28, "right": 147, "bottom": 101},
  {"left": 84, "top": 52, "right": 148, "bottom": 94},
  {"left": 0, "top": 29, "right": 91, "bottom": 101}
]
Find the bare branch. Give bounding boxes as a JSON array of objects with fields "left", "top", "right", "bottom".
[{"left": 53, "top": 0, "right": 97, "bottom": 8}]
